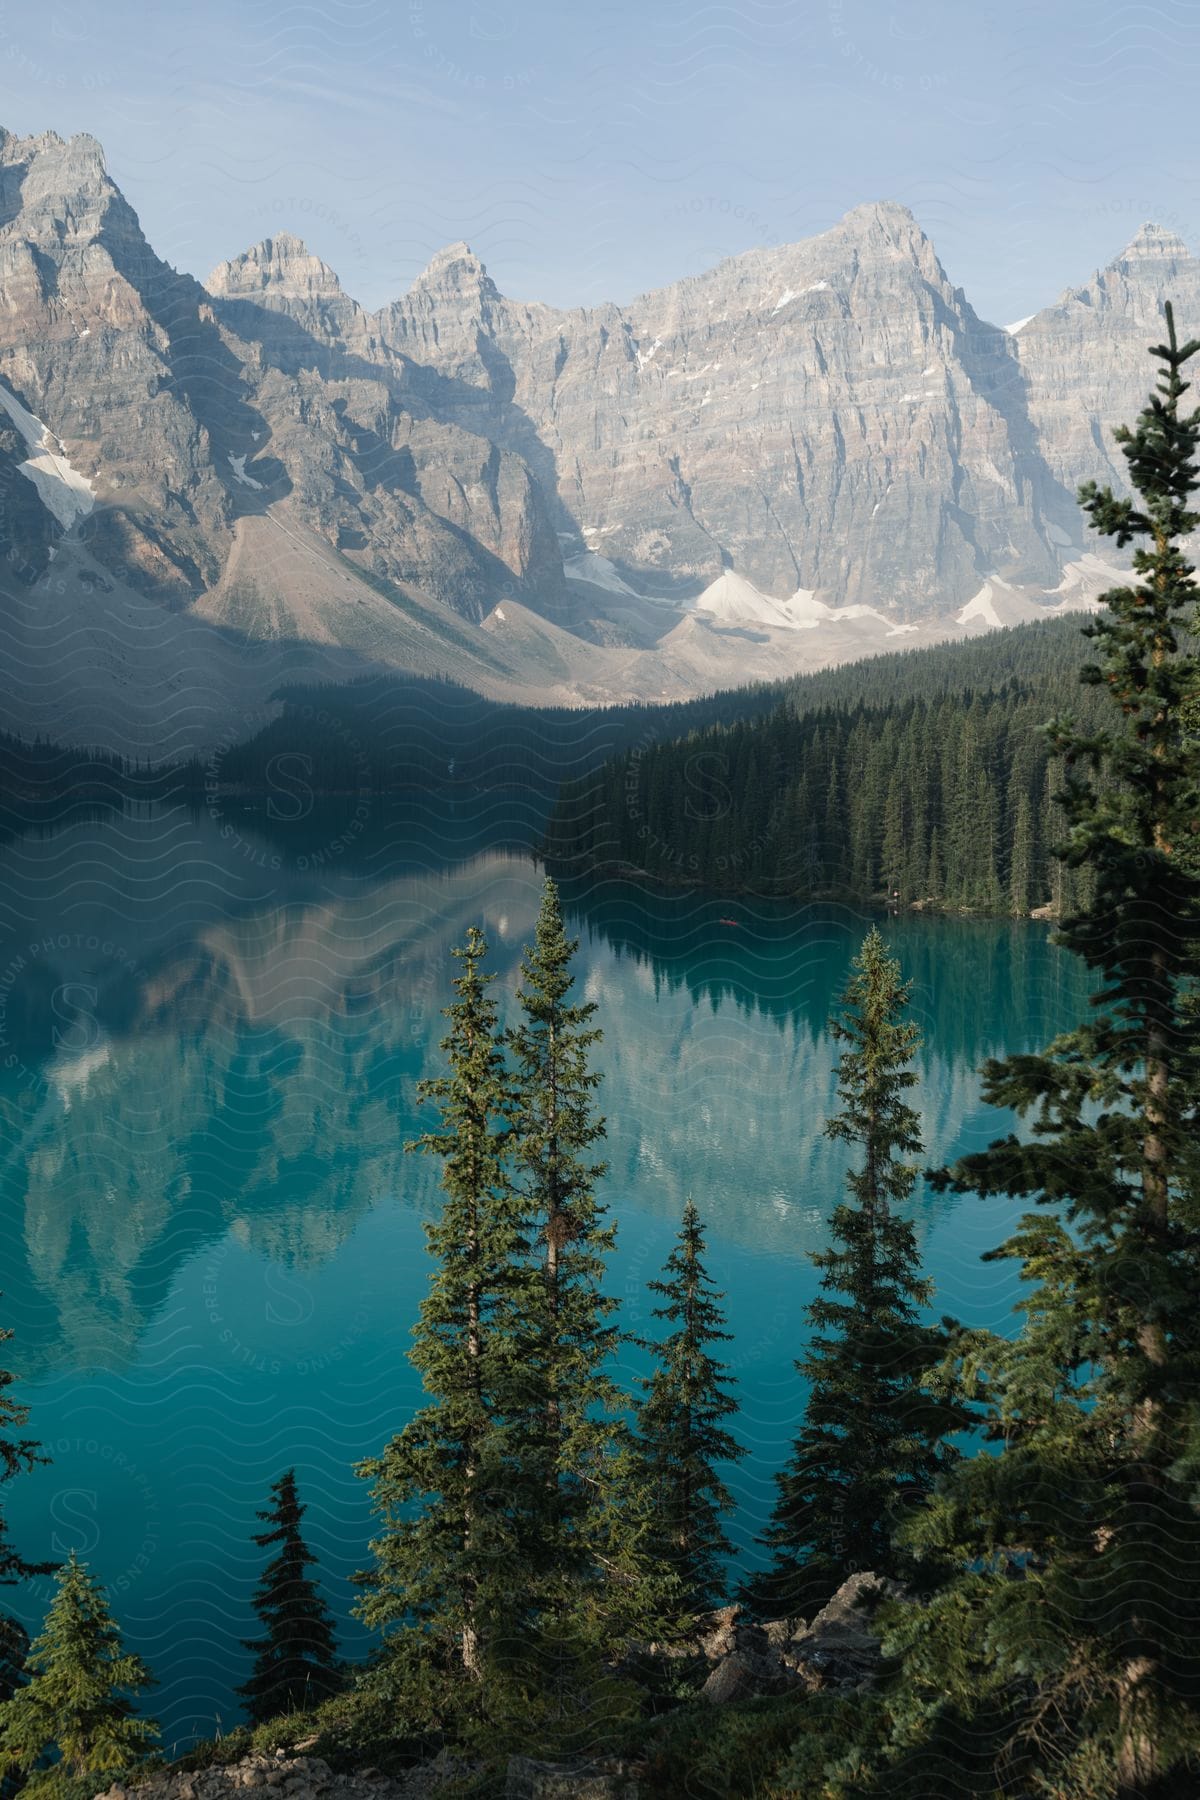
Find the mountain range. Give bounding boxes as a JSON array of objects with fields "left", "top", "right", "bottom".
[{"left": 0, "top": 125, "right": 1193, "bottom": 755}]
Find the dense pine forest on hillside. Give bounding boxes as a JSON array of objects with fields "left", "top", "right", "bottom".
[
  {"left": 544, "top": 618, "right": 1107, "bottom": 913},
  {"left": 2, "top": 617, "right": 1105, "bottom": 920},
  {"left": 189, "top": 676, "right": 783, "bottom": 799},
  {"left": 3, "top": 624, "right": 1103, "bottom": 925},
  {"left": 4, "top": 619, "right": 1090, "bottom": 817},
  {"left": 0, "top": 683, "right": 763, "bottom": 811},
  {"left": 194, "top": 633, "right": 1091, "bottom": 809}
]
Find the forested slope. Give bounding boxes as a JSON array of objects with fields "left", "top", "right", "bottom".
[{"left": 544, "top": 618, "right": 1105, "bottom": 913}]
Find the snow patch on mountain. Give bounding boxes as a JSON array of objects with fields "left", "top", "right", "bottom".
[
  {"left": 693, "top": 570, "right": 919, "bottom": 636},
  {"left": 958, "top": 562, "right": 1112, "bottom": 632},
  {"left": 770, "top": 281, "right": 830, "bottom": 314},
  {"left": 228, "top": 454, "right": 264, "bottom": 491},
  {"left": 0, "top": 379, "right": 95, "bottom": 528},
  {"left": 564, "top": 552, "right": 642, "bottom": 596},
  {"left": 957, "top": 583, "right": 1004, "bottom": 629},
  {"left": 1047, "top": 553, "right": 1119, "bottom": 609}
]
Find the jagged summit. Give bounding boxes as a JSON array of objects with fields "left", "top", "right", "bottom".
[
  {"left": 408, "top": 239, "right": 500, "bottom": 299},
  {"left": 823, "top": 199, "right": 941, "bottom": 274},
  {"left": 0, "top": 127, "right": 112, "bottom": 217},
  {"left": 0, "top": 126, "right": 105, "bottom": 165},
  {"left": 839, "top": 199, "right": 923, "bottom": 234},
  {"left": 0, "top": 125, "right": 128, "bottom": 244},
  {"left": 1112, "top": 220, "right": 1191, "bottom": 265},
  {"left": 623, "top": 198, "right": 944, "bottom": 321},
  {"left": 416, "top": 238, "right": 481, "bottom": 273},
  {"left": 206, "top": 233, "right": 347, "bottom": 301},
  {"left": 424, "top": 238, "right": 476, "bottom": 265}
]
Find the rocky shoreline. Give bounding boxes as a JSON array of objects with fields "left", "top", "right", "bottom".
[{"left": 95, "top": 1574, "right": 897, "bottom": 1800}]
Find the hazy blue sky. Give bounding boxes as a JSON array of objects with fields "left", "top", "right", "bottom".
[{"left": 4, "top": 0, "right": 1200, "bottom": 321}]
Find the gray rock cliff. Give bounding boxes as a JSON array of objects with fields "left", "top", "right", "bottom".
[{"left": 1, "top": 122, "right": 1196, "bottom": 749}]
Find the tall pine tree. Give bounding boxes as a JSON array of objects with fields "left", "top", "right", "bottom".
[
  {"left": 627, "top": 1200, "right": 744, "bottom": 1619},
  {"left": 357, "top": 927, "right": 537, "bottom": 1693},
  {"left": 506, "top": 880, "right": 621, "bottom": 1567},
  {"left": 0, "top": 1552, "right": 158, "bottom": 1793},
  {"left": 238, "top": 1470, "right": 340, "bottom": 1723},
  {"left": 754, "top": 928, "right": 971, "bottom": 1615},
  {"left": 880, "top": 306, "right": 1200, "bottom": 1800}
]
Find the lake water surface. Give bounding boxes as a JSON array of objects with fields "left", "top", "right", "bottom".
[{"left": 0, "top": 800, "right": 1094, "bottom": 1748}]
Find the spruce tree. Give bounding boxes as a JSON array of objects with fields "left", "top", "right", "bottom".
[
  {"left": 238, "top": 1469, "right": 340, "bottom": 1723},
  {"left": 754, "top": 928, "right": 971, "bottom": 1615},
  {"left": 0, "top": 1552, "right": 157, "bottom": 1792},
  {"left": 506, "top": 879, "right": 621, "bottom": 1561},
  {"left": 881, "top": 307, "right": 1200, "bottom": 1799},
  {"left": 628, "top": 1201, "right": 744, "bottom": 1618},
  {"left": 357, "top": 927, "right": 536, "bottom": 1691}
]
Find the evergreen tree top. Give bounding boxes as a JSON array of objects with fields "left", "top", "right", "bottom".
[
  {"left": 409, "top": 924, "right": 515, "bottom": 1171},
  {"left": 1065, "top": 300, "right": 1200, "bottom": 915},
  {"left": 625, "top": 1200, "right": 743, "bottom": 1617},
  {"left": 1080, "top": 301, "right": 1200, "bottom": 551},
  {"left": 516, "top": 877, "right": 602, "bottom": 1043},
  {"left": 507, "top": 876, "right": 609, "bottom": 1193},
  {"left": 644, "top": 1199, "right": 734, "bottom": 1346},
  {"left": 0, "top": 1551, "right": 159, "bottom": 1781},
  {"left": 239, "top": 1470, "right": 339, "bottom": 1723},
  {"left": 825, "top": 927, "right": 924, "bottom": 1210},
  {"left": 26, "top": 1551, "right": 153, "bottom": 1680},
  {"left": 250, "top": 1467, "right": 308, "bottom": 1548}
]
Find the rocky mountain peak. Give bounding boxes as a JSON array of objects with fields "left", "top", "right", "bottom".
[
  {"left": 409, "top": 239, "right": 500, "bottom": 302},
  {"left": 808, "top": 199, "right": 945, "bottom": 290},
  {"left": 1112, "top": 220, "right": 1191, "bottom": 266},
  {"left": 0, "top": 122, "right": 161, "bottom": 356},
  {"left": 0, "top": 125, "right": 126, "bottom": 241},
  {"left": 839, "top": 198, "right": 922, "bottom": 238},
  {"left": 374, "top": 239, "right": 508, "bottom": 371},
  {"left": 0, "top": 126, "right": 105, "bottom": 171},
  {"left": 823, "top": 200, "right": 935, "bottom": 264},
  {"left": 206, "top": 233, "right": 346, "bottom": 302}
]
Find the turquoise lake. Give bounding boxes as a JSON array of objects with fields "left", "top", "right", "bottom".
[{"left": 0, "top": 799, "right": 1095, "bottom": 1750}]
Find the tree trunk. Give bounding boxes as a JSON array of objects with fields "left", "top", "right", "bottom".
[
  {"left": 1115, "top": 1654, "right": 1157, "bottom": 1800},
  {"left": 1115, "top": 767, "right": 1173, "bottom": 1790},
  {"left": 545, "top": 1018, "right": 562, "bottom": 1460}
]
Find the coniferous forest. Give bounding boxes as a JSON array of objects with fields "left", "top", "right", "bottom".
[
  {"left": 0, "top": 320, "right": 1198, "bottom": 1800},
  {"left": 543, "top": 620, "right": 1110, "bottom": 914}
]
